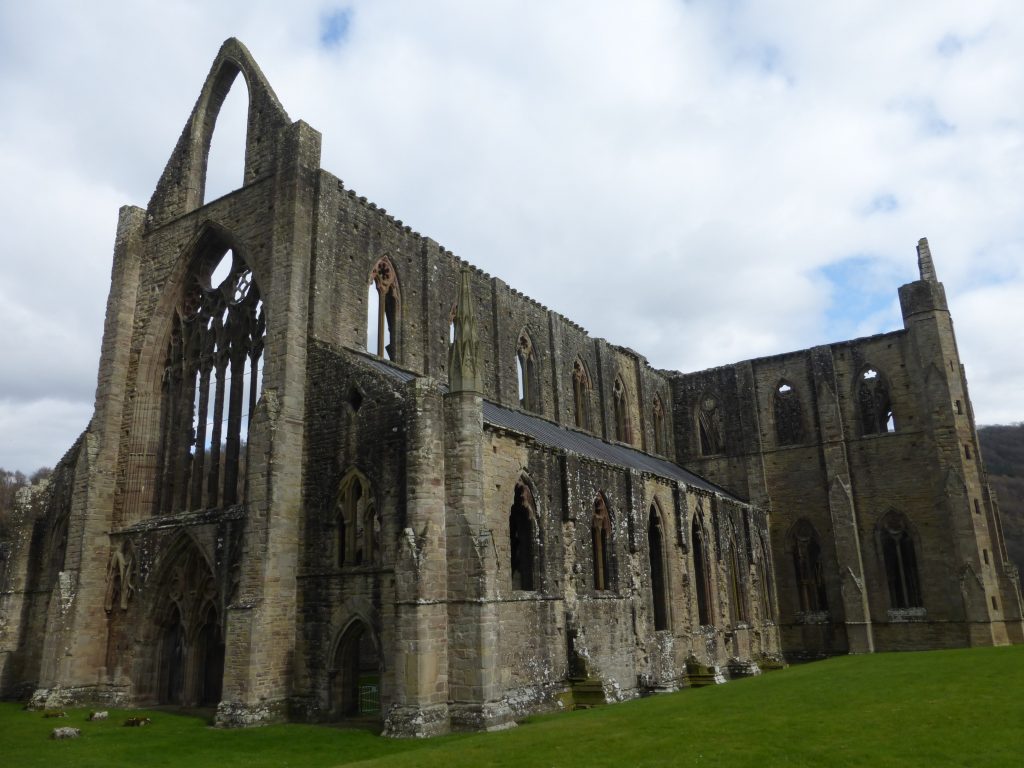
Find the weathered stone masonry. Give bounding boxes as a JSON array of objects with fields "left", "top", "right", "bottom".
[{"left": 1, "top": 39, "right": 1020, "bottom": 735}]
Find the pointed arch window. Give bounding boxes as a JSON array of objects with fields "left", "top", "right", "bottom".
[
  {"left": 516, "top": 332, "right": 540, "bottom": 412},
  {"left": 592, "top": 493, "right": 613, "bottom": 591},
  {"left": 337, "top": 470, "right": 380, "bottom": 567},
  {"left": 697, "top": 394, "right": 723, "bottom": 455},
  {"left": 648, "top": 504, "right": 669, "bottom": 630},
  {"left": 791, "top": 519, "right": 828, "bottom": 613},
  {"left": 155, "top": 242, "right": 265, "bottom": 516},
  {"left": 858, "top": 367, "right": 895, "bottom": 435},
  {"left": 368, "top": 256, "right": 400, "bottom": 360},
  {"left": 613, "top": 376, "right": 632, "bottom": 444},
  {"left": 652, "top": 394, "right": 668, "bottom": 455},
  {"left": 879, "top": 512, "right": 922, "bottom": 609},
  {"left": 774, "top": 381, "right": 805, "bottom": 446},
  {"left": 509, "top": 480, "right": 539, "bottom": 591},
  {"left": 691, "top": 514, "right": 713, "bottom": 626},
  {"left": 572, "top": 358, "right": 593, "bottom": 430},
  {"left": 728, "top": 534, "right": 748, "bottom": 624}
]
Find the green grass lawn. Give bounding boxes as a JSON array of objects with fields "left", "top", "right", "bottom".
[{"left": 3, "top": 645, "right": 1022, "bottom": 767}]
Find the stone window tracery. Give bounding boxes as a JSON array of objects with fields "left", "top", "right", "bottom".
[
  {"left": 592, "top": 493, "right": 613, "bottom": 591},
  {"left": 879, "top": 511, "right": 922, "bottom": 609},
  {"left": 858, "top": 367, "right": 895, "bottom": 435},
  {"left": 368, "top": 256, "right": 400, "bottom": 360},
  {"left": 572, "top": 358, "right": 592, "bottom": 431},
  {"left": 774, "top": 381, "right": 805, "bottom": 446},
  {"left": 791, "top": 519, "right": 828, "bottom": 614},
  {"left": 155, "top": 246, "right": 265, "bottom": 515},
  {"left": 728, "top": 533, "right": 748, "bottom": 624},
  {"left": 516, "top": 332, "right": 540, "bottom": 412},
  {"left": 337, "top": 470, "right": 379, "bottom": 567},
  {"left": 509, "top": 480, "right": 539, "bottom": 591},
  {"left": 652, "top": 394, "right": 668, "bottom": 455},
  {"left": 697, "top": 394, "right": 723, "bottom": 455},
  {"left": 613, "top": 376, "right": 631, "bottom": 444}
]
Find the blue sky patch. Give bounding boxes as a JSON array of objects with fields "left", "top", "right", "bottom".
[
  {"left": 819, "top": 255, "right": 912, "bottom": 340},
  {"left": 865, "top": 193, "right": 899, "bottom": 215},
  {"left": 937, "top": 33, "right": 965, "bottom": 58},
  {"left": 320, "top": 8, "right": 353, "bottom": 49}
]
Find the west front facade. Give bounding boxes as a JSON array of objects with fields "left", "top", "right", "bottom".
[{"left": 0, "top": 40, "right": 1020, "bottom": 736}]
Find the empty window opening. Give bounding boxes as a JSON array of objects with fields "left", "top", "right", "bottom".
[
  {"left": 964, "top": 444, "right": 972, "bottom": 460},
  {"left": 858, "top": 367, "right": 895, "bottom": 435},
  {"left": 347, "top": 386, "right": 363, "bottom": 412},
  {"left": 880, "top": 512, "right": 922, "bottom": 609},
  {"left": 955, "top": 399, "right": 963, "bottom": 415},
  {"left": 698, "top": 394, "right": 723, "bottom": 455},
  {"left": 648, "top": 505, "right": 669, "bottom": 631},
  {"left": 974, "top": 499, "right": 981, "bottom": 515},
  {"left": 692, "top": 516, "right": 712, "bottom": 625},
  {"left": 592, "top": 494, "right": 613, "bottom": 591},
  {"left": 791, "top": 519, "right": 828, "bottom": 613},
  {"left": 516, "top": 332, "right": 539, "bottom": 412},
  {"left": 774, "top": 381, "right": 804, "bottom": 446},
  {"left": 509, "top": 480, "right": 538, "bottom": 591},
  {"left": 337, "top": 470, "right": 379, "bottom": 567},
  {"left": 983, "top": 549, "right": 989, "bottom": 565},
  {"left": 613, "top": 376, "right": 631, "bottom": 444},
  {"left": 991, "top": 596, "right": 999, "bottom": 611},
  {"left": 368, "top": 257, "right": 399, "bottom": 360},
  {"left": 203, "top": 70, "right": 249, "bottom": 204},
  {"left": 155, "top": 243, "right": 265, "bottom": 516},
  {"left": 572, "top": 358, "right": 592, "bottom": 431}
]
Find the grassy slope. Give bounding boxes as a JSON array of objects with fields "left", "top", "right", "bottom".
[{"left": 3, "top": 646, "right": 1022, "bottom": 768}]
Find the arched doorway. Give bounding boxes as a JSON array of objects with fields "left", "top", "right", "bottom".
[{"left": 331, "top": 620, "right": 381, "bottom": 719}]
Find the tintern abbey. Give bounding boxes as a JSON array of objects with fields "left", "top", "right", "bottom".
[{"left": 1, "top": 40, "right": 1021, "bottom": 736}]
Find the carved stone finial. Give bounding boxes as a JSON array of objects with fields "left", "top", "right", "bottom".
[
  {"left": 449, "top": 266, "right": 481, "bottom": 393},
  {"left": 916, "top": 237, "right": 937, "bottom": 283}
]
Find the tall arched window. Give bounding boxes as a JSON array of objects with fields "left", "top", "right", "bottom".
[
  {"left": 516, "top": 331, "right": 540, "bottom": 412},
  {"left": 155, "top": 240, "right": 265, "bottom": 515},
  {"left": 509, "top": 480, "right": 539, "bottom": 591},
  {"left": 337, "top": 470, "right": 379, "bottom": 567},
  {"left": 613, "top": 376, "right": 631, "bottom": 444},
  {"left": 368, "top": 256, "right": 400, "bottom": 360},
  {"left": 858, "top": 367, "right": 895, "bottom": 435},
  {"left": 728, "top": 536, "right": 747, "bottom": 624},
  {"left": 697, "top": 394, "right": 723, "bottom": 455},
  {"left": 648, "top": 504, "right": 669, "bottom": 631},
  {"left": 572, "top": 358, "right": 592, "bottom": 430},
  {"left": 652, "top": 394, "right": 668, "bottom": 455},
  {"left": 692, "top": 514, "right": 712, "bottom": 626},
  {"left": 592, "top": 493, "right": 613, "bottom": 591},
  {"left": 879, "top": 511, "right": 922, "bottom": 609},
  {"left": 774, "top": 381, "right": 804, "bottom": 446},
  {"left": 791, "top": 519, "right": 828, "bottom": 613}
]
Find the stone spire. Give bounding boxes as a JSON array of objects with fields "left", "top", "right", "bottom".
[
  {"left": 917, "top": 237, "right": 937, "bottom": 283},
  {"left": 448, "top": 265, "right": 481, "bottom": 393}
]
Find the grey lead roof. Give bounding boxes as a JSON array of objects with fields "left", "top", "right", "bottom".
[{"left": 355, "top": 352, "right": 742, "bottom": 502}]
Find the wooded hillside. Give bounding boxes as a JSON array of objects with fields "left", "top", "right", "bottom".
[{"left": 979, "top": 424, "right": 1024, "bottom": 576}]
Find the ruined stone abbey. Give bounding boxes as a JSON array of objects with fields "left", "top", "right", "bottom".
[{"left": 1, "top": 40, "right": 1021, "bottom": 736}]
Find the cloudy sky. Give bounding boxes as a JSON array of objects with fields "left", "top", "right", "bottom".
[{"left": 1, "top": 1, "right": 1023, "bottom": 472}]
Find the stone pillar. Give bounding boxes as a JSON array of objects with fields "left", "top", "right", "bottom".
[
  {"left": 444, "top": 267, "right": 514, "bottom": 732},
  {"left": 384, "top": 378, "right": 451, "bottom": 737},
  {"left": 216, "top": 120, "right": 320, "bottom": 726},
  {"left": 810, "top": 345, "right": 874, "bottom": 653}
]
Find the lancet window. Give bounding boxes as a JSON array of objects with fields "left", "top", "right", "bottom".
[
  {"left": 368, "top": 256, "right": 400, "bottom": 360},
  {"left": 337, "top": 470, "right": 379, "bottom": 567},
  {"left": 774, "top": 381, "right": 805, "bottom": 446},
  {"left": 652, "top": 394, "right": 668, "bottom": 454},
  {"left": 517, "top": 332, "right": 540, "bottom": 412},
  {"left": 791, "top": 519, "right": 828, "bottom": 613},
  {"left": 613, "top": 376, "right": 631, "bottom": 444},
  {"left": 509, "top": 479, "right": 539, "bottom": 591},
  {"left": 155, "top": 245, "right": 265, "bottom": 515},
  {"left": 728, "top": 535, "right": 748, "bottom": 624},
  {"left": 858, "top": 367, "right": 895, "bottom": 435},
  {"left": 880, "top": 511, "right": 922, "bottom": 609},
  {"left": 572, "top": 358, "right": 593, "bottom": 430},
  {"left": 698, "top": 394, "right": 723, "bottom": 455},
  {"left": 648, "top": 504, "right": 669, "bottom": 631},
  {"left": 592, "top": 493, "right": 613, "bottom": 591},
  {"left": 692, "top": 514, "right": 713, "bottom": 626}
]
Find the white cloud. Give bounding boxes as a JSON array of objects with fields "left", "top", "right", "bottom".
[{"left": 1, "top": 0, "right": 1023, "bottom": 471}]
